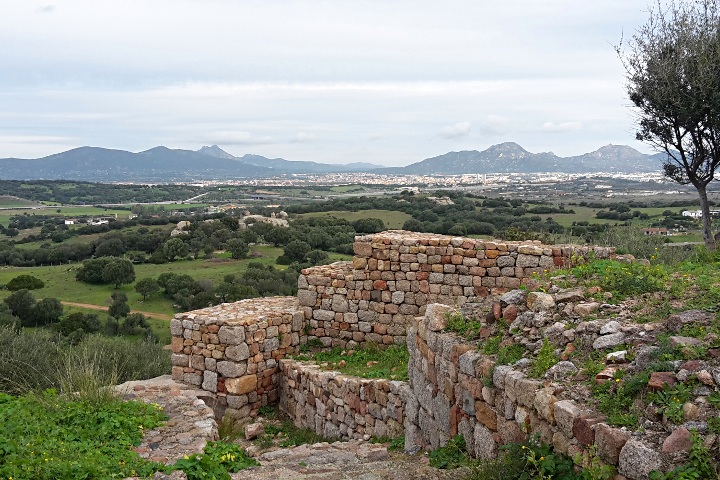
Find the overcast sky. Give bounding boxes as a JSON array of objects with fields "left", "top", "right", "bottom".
[{"left": 0, "top": 1, "right": 658, "bottom": 166}]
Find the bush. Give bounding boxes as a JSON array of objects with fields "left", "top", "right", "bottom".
[
  {"left": 0, "top": 326, "right": 169, "bottom": 395},
  {"left": 5, "top": 274, "right": 45, "bottom": 291}
]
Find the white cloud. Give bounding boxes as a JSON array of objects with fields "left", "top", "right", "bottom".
[
  {"left": 439, "top": 122, "right": 472, "bottom": 139},
  {"left": 36, "top": 5, "right": 55, "bottom": 13},
  {"left": 541, "top": 121, "right": 583, "bottom": 132},
  {"left": 291, "top": 132, "right": 315, "bottom": 143},
  {"left": 479, "top": 115, "right": 511, "bottom": 135}
]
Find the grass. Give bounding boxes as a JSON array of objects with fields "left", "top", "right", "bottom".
[
  {"left": 0, "top": 196, "right": 38, "bottom": 207},
  {"left": 0, "top": 390, "right": 167, "bottom": 479},
  {"left": 0, "top": 361, "right": 256, "bottom": 480},
  {"left": 0, "top": 326, "right": 170, "bottom": 395},
  {"left": 298, "top": 209, "right": 413, "bottom": 230},
  {"left": 248, "top": 406, "right": 328, "bottom": 450},
  {"left": 296, "top": 343, "right": 410, "bottom": 381},
  {"left": 0, "top": 246, "right": 285, "bottom": 319}
]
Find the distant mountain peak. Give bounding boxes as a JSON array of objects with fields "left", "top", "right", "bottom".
[{"left": 197, "top": 145, "right": 236, "bottom": 159}]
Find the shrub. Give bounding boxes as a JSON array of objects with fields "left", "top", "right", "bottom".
[
  {"left": 0, "top": 327, "right": 169, "bottom": 395},
  {"left": 5, "top": 274, "right": 45, "bottom": 291}
]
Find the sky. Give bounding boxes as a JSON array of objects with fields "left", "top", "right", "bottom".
[{"left": 0, "top": 1, "right": 659, "bottom": 167}]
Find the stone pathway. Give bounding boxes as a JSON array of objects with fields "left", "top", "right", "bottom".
[
  {"left": 232, "top": 441, "right": 468, "bottom": 480},
  {"left": 115, "top": 375, "right": 218, "bottom": 464},
  {"left": 119, "top": 376, "right": 467, "bottom": 480}
]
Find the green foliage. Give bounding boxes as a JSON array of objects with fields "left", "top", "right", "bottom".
[
  {"left": 169, "top": 442, "right": 259, "bottom": 480},
  {"left": 134, "top": 277, "right": 160, "bottom": 300},
  {"left": 102, "top": 258, "right": 136, "bottom": 288},
  {"left": 370, "top": 435, "right": 405, "bottom": 451},
  {"left": 283, "top": 239, "right": 312, "bottom": 263},
  {"left": 429, "top": 435, "right": 471, "bottom": 469},
  {"left": 648, "top": 382, "right": 694, "bottom": 424},
  {"left": 56, "top": 312, "right": 101, "bottom": 337},
  {"left": 591, "top": 372, "right": 648, "bottom": 427},
  {"left": 497, "top": 344, "right": 525, "bottom": 365},
  {"left": 708, "top": 416, "right": 720, "bottom": 435},
  {"left": 29, "top": 297, "right": 64, "bottom": 327},
  {"left": 352, "top": 217, "right": 386, "bottom": 233},
  {"left": 530, "top": 338, "right": 558, "bottom": 378},
  {"left": 225, "top": 237, "right": 249, "bottom": 259},
  {"left": 5, "top": 274, "right": 45, "bottom": 291},
  {"left": 0, "top": 326, "right": 169, "bottom": 395},
  {"left": 570, "top": 260, "right": 666, "bottom": 299},
  {"left": 0, "top": 390, "right": 166, "bottom": 480},
  {"left": 4, "top": 288, "right": 36, "bottom": 322},
  {"left": 75, "top": 257, "right": 115, "bottom": 284},
  {"left": 109, "top": 290, "right": 131, "bottom": 319},
  {"left": 242, "top": 405, "right": 328, "bottom": 450},
  {"left": 302, "top": 343, "right": 409, "bottom": 381},
  {"left": 445, "top": 310, "right": 483, "bottom": 340}
]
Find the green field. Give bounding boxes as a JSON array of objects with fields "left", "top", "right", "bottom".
[
  {"left": 299, "top": 209, "right": 412, "bottom": 229},
  {"left": 0, "top": 196, "right": 38, "bottom": 208},
  {"left": 530, "top": 206, "right": 693, "bottom": 228},
  {"left": 0, "top": 246, "right": 284, "bottom": 316},
  {"left": 0, "top": 245, "right": 352, "bottom": 320},
  {"left": 0, "top": 203, "right": 209, "bottom": 227}
]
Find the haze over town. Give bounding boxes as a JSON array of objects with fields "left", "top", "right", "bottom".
[{"left": 1, "top": 1, "right": 660, "bottom": 166}]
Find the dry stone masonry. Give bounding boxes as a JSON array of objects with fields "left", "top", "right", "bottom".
[
  {"left": 168, "top": 231, "right": 716, "bottom": 479},
  {"left": 297, "top": 231, "right": 612, "bottom": 349},
  {"left": 279, "top": 359, "right": 407, "bottom": 440},
  {"left": 170, "top": 296, "right": 304, "bottom": 418}
]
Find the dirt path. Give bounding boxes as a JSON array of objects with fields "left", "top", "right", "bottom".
[{"left": 61, "top": 301, "right": 173, "bottom": 321}]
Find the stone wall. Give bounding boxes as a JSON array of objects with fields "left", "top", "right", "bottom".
[
  {"left": 170, "top": 296, "right": 304, "bottom": 418},
  {"left": 405, "top": 303, "right": 648, "bottom": 477},
  {"left": 297, "top": 231, "right": 612, "bottom": 349},
  {"left": 279, "top": 359, "right": 407, "bottom": 441}
]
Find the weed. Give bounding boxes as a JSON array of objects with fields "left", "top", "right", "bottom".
[
  {"left": 371, "top": 435, "right": 405, "bottom": 451},
  {"left": 0, "top": 390, "right": 166, "bottom": 479},
  {"left": 530, "top": 338, "right": 558, "bottom": 378},
  {"left": 648, "top": 382, "right": 694, "bottom": 424},
  {"left": 708, "top": 391, "right": 720, "bottom": 409},
  {"left": 429, "top": 435, "right": 471, "bottom": 469},
  {"left": 301, "top": 343, "right": 409, "bottom": 381},
  {"left": 575, "top": 445, "right": 617, "bottom": 480},
  {"left": 218, "top": 414, "right": 244, "bottom": 442},
  {"left": 169, "top": 441, "right": 258, "bottom": 480},
  {"left": 591, "top": 372, "right": 648, "bottom": 428},
  {"left": 709, "top": 416, "right": 720, "bottom": 435},
  {"left": 497, "top": 344, "right": 525, "bottom": 365},
  {"left": 570, "top": 260, "right": 666, "bottom": 299},
  {"left": 445, "top": 310, "right": 484, "bottom": 340},
  {"left": 258, "top": 404, "right": 278, "bottom": 419}
]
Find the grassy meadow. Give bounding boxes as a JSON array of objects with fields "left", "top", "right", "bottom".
[
  {"left": 298, "top": 209, "right": 413, "bottom": 230},
  {"left": 0, "top": 245, "right": 352, "bottom": 342}
]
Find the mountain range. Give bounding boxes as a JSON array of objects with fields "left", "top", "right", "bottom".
[{"left": 0, "top": 143, "right": 666, "bottom": 182}]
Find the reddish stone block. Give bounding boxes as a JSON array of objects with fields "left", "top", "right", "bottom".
[
  {"left": 450, "top": 404, "right": 462, "bottom": 436},
  {"left": 595, "top": 423, "right": 629, "bottom": 465},
  {"left": 662, "top": 427, "right": 692, "bottom": 454},
  {"left": 474, "top": 286, "right": 489, "bottom": 297},
  {"left": 475, "top": 400, "right": 498, "bottom": 430},
  {"left": 492, "top": 302, "right": 502, "bottom": 320},
  {"left": 573, "top": 414, "right": 605, "bottom": 446},
  {"left": 373, "top": 280, "right": 388, "bottom": 290},
  {"left": 648, "top": 372, "right": 676, "bottom": 391},
  {"left": 502, "top": 305, "right": 518, "bottom": 322}
]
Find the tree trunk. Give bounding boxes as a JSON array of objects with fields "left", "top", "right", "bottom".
[{"left": 698, "top": 184, "right": 716, "bottom": 251}]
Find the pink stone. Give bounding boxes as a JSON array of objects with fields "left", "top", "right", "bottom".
[{"left": 662, "top": 427, "right": 692, "bottom": 454}]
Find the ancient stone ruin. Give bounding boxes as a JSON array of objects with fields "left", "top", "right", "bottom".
[{"left": 170, "top": 230, "right": 719, "bottom": 479}]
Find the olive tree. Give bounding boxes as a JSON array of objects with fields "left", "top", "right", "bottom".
[{"left": 617, "top": 0, "right": 720, "bottom": 249}]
